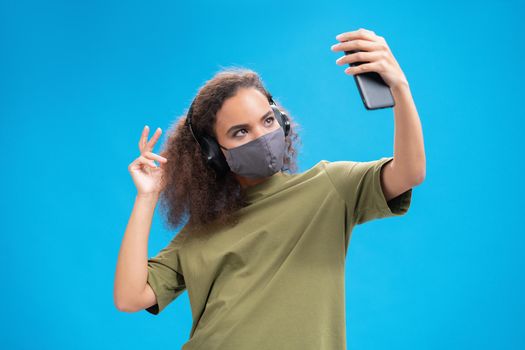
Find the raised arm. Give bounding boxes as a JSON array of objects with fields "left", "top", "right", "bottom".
[
  {"left": 114, "top": 193, "right": 160, "bottom": 312},
  {"left": 114, "top": 125, "right": 169, "bottom": 312},
  {"left": 331, "top": 28, "right": 426, "bottom": 200}
]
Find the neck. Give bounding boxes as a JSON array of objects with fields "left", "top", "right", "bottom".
[{"left": 235, "top": 174, "right": 272, "bottom": 189}]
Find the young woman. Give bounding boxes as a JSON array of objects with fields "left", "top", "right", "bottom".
[{"left": 114, "top": 28, "right": 425, "bottom": 350}]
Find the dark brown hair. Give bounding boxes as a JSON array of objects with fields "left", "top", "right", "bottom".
[{"left": 158, "top": 67, "right": 302, "bottom": 234}]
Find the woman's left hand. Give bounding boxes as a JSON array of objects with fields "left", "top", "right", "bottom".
[{"left": 331, "top": 28, "right": 409, "bottom": 90}]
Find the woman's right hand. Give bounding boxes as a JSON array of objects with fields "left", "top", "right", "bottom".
[{"left": 128, "top": 125, "right": 169, "bottom": 196}]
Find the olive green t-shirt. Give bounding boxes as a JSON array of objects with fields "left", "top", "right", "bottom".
[{"left": 146, "top": 156, "right": 412, "bottom": 349}]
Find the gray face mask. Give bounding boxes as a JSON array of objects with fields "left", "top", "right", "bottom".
[{"left": 219, "top": 127, "right": 286, "bottom": 179}]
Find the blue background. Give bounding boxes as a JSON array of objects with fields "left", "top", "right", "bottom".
[{"left": 2, "top": 0, "right": 524, "bottom": 349}]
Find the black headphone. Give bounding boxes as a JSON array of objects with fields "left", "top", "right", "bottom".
[{"left": 185, "top": 93, "right": 291, "bottom": 177}]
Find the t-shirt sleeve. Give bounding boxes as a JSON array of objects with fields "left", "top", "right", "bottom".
[
  {"left": 145, "top": 232, "right": 187, "bottom": 315},
  {"left": 323, "top": 156, "right": 412, "bottom": 225}
]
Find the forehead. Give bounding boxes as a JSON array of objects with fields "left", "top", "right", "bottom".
[{"left": 215, "top": 88, "right": 269, "bottom": 127}]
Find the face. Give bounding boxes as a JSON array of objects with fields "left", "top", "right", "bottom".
[
  {"left": 213, "top": 87, "right": 284, "bottom": 188},
  {"left": 214, "top": 87, "right": 280, "bottom": 152}
]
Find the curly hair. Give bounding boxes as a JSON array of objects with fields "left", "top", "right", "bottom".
[{"left": 157, "top": 67, "right": 302, "bottom": 235}]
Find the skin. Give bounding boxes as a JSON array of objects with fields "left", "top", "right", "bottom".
[{"left": 214, "top": 87, "right": 282, "bottom": 189}]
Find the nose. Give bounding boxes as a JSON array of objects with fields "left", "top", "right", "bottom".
[
  {"left": 252, "top": 127, "right": 265, "bottom": 140},
  {"left": 251, "top": 125, "right": 270, "bottom": 140}
]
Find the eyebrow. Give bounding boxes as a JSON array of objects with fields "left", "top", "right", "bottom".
[{"left": 226, "top": 110, "right": 274, "bottom": 135}]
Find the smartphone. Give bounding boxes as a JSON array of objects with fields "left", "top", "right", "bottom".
[{"left": 345, "top": 50, "right": 395, "bottom": 110}]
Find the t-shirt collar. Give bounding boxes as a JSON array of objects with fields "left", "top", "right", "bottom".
[{"left": 242, "top": 171, "right": 287, "bottom": 202}]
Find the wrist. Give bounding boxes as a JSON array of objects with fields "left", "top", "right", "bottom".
[
  {"left": 391, "top": 80, "right": 410, "bottom": 94},
  {"left": 136, "top": 192, "right": 160, "bottom": 201}
]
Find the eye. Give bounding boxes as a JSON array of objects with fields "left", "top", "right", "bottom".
[
  {"left": 233, "top": 129, "right": 248, "bottom": 137},
  {"left": 232, "top": 117, "right": 276, "bottom": 137}
]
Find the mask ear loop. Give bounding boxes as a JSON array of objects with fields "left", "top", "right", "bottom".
[{"left": 267, "top": 95, "right": 290, "bottom": 173}]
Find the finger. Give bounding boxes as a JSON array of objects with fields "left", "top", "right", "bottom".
[
  {"left": 143, "top": 151, "right": 168, "bottom": 163},
  {"left": 344, "top": 61, "right": 383, "bottom": 75},
  {"left": 139, "top": 125, "right": 149, "bottom": 152},
  {"left": 336, "top": 50, "right": 383, "bottom": 66},
  {"left": 145, "top": 127, "right": 162, "bottom": 152},
  {"left": 139, "top": 155, "right": 159, "bottom": 169},
  {"left": 335, "top": 28, "right": 378, "bottom": 42},
  {"left": 331, "top": 39, "right": 383, "bottom": 53}
]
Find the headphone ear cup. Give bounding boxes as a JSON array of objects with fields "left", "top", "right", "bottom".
[
  {"left": 271, "top": 105, "right": 291, "bottom": 137},
  {"left": 200, "top": 135, "right": 230, "bottom": 176},
  {"left": 281, "top": 112, "right": 290, "bottom": 137}
]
